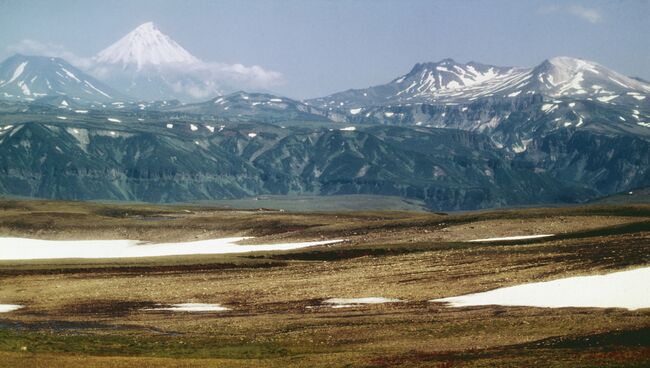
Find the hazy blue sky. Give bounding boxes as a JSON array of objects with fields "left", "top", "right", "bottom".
[{"left": 1, "top": 0, "right": 648, "bottom": 98}]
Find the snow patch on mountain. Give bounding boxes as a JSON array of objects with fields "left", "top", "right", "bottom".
[
  {"left": 0, "top": 54, "right": 122, "bottom": 102},
  {"left": 6, "top": 62, "right": 27, "bottom": 85}
]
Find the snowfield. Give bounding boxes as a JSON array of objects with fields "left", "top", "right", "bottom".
[
  {"left": 0, "top": 304, "right": 23, "bottom": 313},
  {"left": 432, "top": 266, "right": 650, "bottom": 310},
  {"left": 145, "top": 303, "right": 230, "bottom": 312},
  {"left": 0, "top": 237, "right": 343, "bottom": 260},
  {"left": 468, "top": 234, "right": 554, "bottom": 242}
]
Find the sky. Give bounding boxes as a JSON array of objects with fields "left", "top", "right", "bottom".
[{"left": 0, "top": 0, "right": 648, "bottom": 99}]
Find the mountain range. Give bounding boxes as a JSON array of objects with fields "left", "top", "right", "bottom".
[
  {"left": 309, "top": 56, "right": 649, "bottom": 107},
  {"left": 0, "top": 22, "right": 648, "bottom": 210}
]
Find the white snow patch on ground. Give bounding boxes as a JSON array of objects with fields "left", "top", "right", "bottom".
[
  {"left": 56, "top": 116, "right": 67, "bottom": 120},
  {"left": 84, "top": 81, "right": 112, "bottom": 99},
  {"left": 205, "top": 125, "right": 215, "bottom": 133},
  {"left": 432, "top": 266, "right": 650, "bottom": 311},
  {"left": 541, "top": 104, "right": 557, "bottom": 113},
  {"left": 630, "top": 95, "right": 646, "bottom": 101},
  {"left": 597, "top": 95, "right": 618, "bottom": 103},
  {"left": 0, "top": 237, "right": 344, "bottom": 260},
  {"left": 166, "top": 123, "right": 173, "bottom": 129},
  {"left": 0, "top": 304, "right": 23, "bottom": 313},
  {"left": 247, "top": 132, "right": 257, "bottom": 138},
  {"left": 18, "top": 81, "right": 31, "bottom": 96},
  {"left": 60, "top": 67, "right": 81, "bottom": 82},
  {"left": 146, "top": 303, "right": 230, "bottom": 312},
  {"left": 349, "top": 108, "right": 362, "bottom": 115},
  {"left": 511, "top": 138, "right": 533, "bottom": 154},
  {"left": 75, "top": 110, "right": 88, "bottom": 114},
  {"left": 190, "top": 124, "right": 198, "bottom": 131},
  {"left": 107, "top": 118, "right": 121, "bottom": 123},
  {"left": 7, "top": 62, "right": 27, "bottom": 84},
  {"left": 384, "top": 112, "right": 394, "bottom": 117},
  {"left": 468, "top": 234, "right": 554, "bottom": 242},
  {"left": 340, "top": 126, "right": 356, "bottom": 131}
]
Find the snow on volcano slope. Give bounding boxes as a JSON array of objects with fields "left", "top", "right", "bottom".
[{"left": 95, "top": 22, "right": 200, "bottom": 69}]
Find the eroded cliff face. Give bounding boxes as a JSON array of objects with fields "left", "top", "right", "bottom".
[
  {"left": 0, "top": 118, "right": 610, "bottom": 211},
  {"left": 519, "top": 130, "right": 650, "bottom": 196}
]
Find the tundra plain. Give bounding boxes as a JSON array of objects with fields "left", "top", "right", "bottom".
[{"left": 0, "top": 198, "right": 649, "bottom": 367}]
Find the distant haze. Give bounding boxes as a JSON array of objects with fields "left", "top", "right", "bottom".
[{"left": 1, "top": 0, "right": 648, "bottom": 99}]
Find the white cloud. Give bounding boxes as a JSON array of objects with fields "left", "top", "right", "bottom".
[
  {"left": 5, "top": 39, "right": 284, "bottom": 100},
  {"left": 104, "top": 60, "right": 284, "bottom": 99},
  {"left": 5, "top": 39, "right": 94, "bottom": 69},
  {"left": 538, "top": 4, "right": 602, "bottom": 24},
  {"left": 200, "top": 61, "right": 284, "bottom": 89},
  {"left": 567, "top": 5, "right": 602, "bottom": 23}
]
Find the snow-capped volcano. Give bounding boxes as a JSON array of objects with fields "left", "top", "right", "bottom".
[
  {"left": 529, "top": 56, "right": 650, "bottom": 98},
  {"left": 91, "top": 22, "right": 281, "bottom": 102},
  {"left": 95, "top": 22, "right": 199, "bottom": 69},
  {"left": 92, "top": 22, "right": 217, "bottom": 101}
]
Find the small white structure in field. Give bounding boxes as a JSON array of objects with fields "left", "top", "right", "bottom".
[{"left": 317, "top": 297, "right": 402, "bottom": 308}]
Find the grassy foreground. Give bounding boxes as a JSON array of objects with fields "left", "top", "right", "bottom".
[{"left": 0, "top": 198, "right": 649, "bottom": 367}]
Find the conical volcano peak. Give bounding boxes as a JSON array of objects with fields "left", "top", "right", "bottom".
[
  {"left": 95, "top": 21, "right": 200, "bottom": 69},
  {"left": 134, "top": 21, "right": 158, "bottom": 32}
]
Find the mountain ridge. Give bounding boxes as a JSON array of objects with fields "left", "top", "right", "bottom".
[
  {"left": 309, "top": 56, "right": 650, "bottom": 109},
  {"left": 0, "top": 54, "right": 127, "bottom": 104}
]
